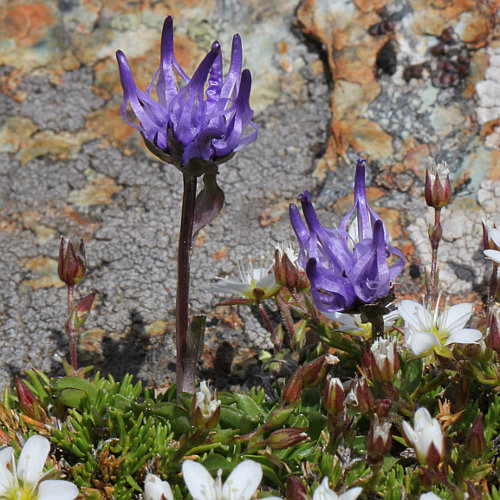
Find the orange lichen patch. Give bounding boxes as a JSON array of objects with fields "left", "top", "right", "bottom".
[
  {"left": 352, "top": 0, "right": 390, "bottom": 13},
  {"left": 144, "top": 321, "right": 167, "bottom": 336},
  {"left": 487, "top": 150, "right": 500, "bottom": 181},
  {"left": 310, "top": 59, "right": 324, "bottom": 75},
  {"left": 68, "top": 174, "right": 123, "bottom": 208},
  {"left": 403, "top": 144, "right": 431, "bottom": 178},
  {"left": 213, "top": 306, "right": 244, "bottom": 329},
  {"left": 0, "top": 68, "right": 26, "bottom": 102},
  {"left": 17, "top": 130, "right": 92, "bottom": 165},
  {"left": 0, "top": 117, "right": 37, "bottom": 153},
  {"left": 462, "top": 13, "right": 493, "bottom": 45},
  {"left": 85, "top": 104, "right": 134, "bottom": 146},
  {"left": 212, "top": 248, "right": 228, "bottom": 261},
  {"left": 465, "top": 50, "right": 489, "bottom": 98},
  {"left": 410, "top": 0, "right": 480, "bottom": 37},
  {"left": 377, "top": 207, "right": 402, "bottom": 238},
  {"left": 21, "top": 211, "right": 56, "bottom": 244},
  {"left": 277, "top": 41, "right": 289, "bottom": 54},
  {"left": 1, "top": 3, "right": 54, "bottom": 47},
  {"left": 339, "top": 119, "right": 394, "bottom": 160},
  {"left": 18, "top": 256, "right": 61, "bottom": 291}
]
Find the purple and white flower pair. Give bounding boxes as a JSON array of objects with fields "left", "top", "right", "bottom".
[{"left": 289, "top": 159, "right": 405, "bottom": 314}]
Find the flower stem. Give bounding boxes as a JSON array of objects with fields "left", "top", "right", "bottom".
[
  {"left": 427, "top": 208, "right": 442, "bottom": 306},
  {"left": 176, "top": 174, "right": 197, "bottom": 394},
  {"left": 66, "top": 285, "right": 78, "bottom": 371}
]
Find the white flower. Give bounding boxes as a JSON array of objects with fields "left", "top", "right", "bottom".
[
  {"left": 402, "top": 407, "right": 444, "bottom": 467},
  {"left": 195, "top": 381, "right": 221, "bottom": 418},
  {"left": 312, "top": 478, "right": 362, "bottom": 500},
  {"left": 325, "top": 310, "right": 399, "bottom": 339},
  {"left": 398, "top": 296, "right": 482, "bottom": 358},
  {"left": 484, "top": 227, "right": 500, "bottom": 264},
  {"left": 144, "top": 473, "right": 173, "bottom": 500},
  {"left": 0, "top": 435, "right": 78, "bottom": 500},
  {"left": 182, "top": 459, "right": 264, "bottom": 500},
  {"left": 419, "top": 494, "right": 442, "bottom": 500},
  {"left": 214, "top": 257, "right": 280, "bottom": 302}
]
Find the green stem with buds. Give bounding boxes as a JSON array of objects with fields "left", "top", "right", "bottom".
[{"left": 176, "top": 174, "right": 198, "bottom": 395}]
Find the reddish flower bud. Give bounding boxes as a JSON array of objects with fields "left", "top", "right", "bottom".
[
  {"left": 374, "top": 399, "right": 393, "bottom": 418},
  {"left": 345, "top": 378, "right": 374, "bottom": 414},
  {"left": 323, "top": 376, "right": 345, "bottom": 416},
  {"left": 465, "top": 414, "right": 486, "bottom": 458},
  {"left": 366, "top": 415, "right": 392, "bottom": 464},
  {"left": 268, "top": 427, "right": 309, "bottom": 450},
  {"left": 16, "top": 378, "right": 37, "bottom": 418},
  {"left": 425, "top": 162, "right": 451, "bottom": 209},
  {"left": 274, "top": 244, "right": 309, "bottom": 292},
  {"left": 58, "top": 237, "right": 86, "bottom": 286},
  {"left": 282, "top": 367, "right": 304, "bottom": 405},
  {"left": 286, "top": 475, "right": 307, "bottom": 500},
  {"left": 65, "top": 292, "right": 95, "bottom": 334},
  {"left": 486, "top": 313, "right": 500, "bottom": 353},
  {"left": 302, "top": 354, "right": 338, "bottom": 388}
]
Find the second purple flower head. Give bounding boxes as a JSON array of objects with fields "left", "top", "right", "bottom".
[
  {"left": 289, "top": 159, "right": 405, "bottom": 314},
  {"left": 116, "top": 16, "right": 258, "bottom": 170}
]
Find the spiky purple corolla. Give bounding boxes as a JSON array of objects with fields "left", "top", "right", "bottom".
[
  {"left": 289, "top": 159, "right": 405, "bottom": 313},
  {"left": 116, "top": 16, "right": 258, "bottom": 167}
]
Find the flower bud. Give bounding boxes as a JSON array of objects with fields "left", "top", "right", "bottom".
[
  {"left": 402, "top": 407, "right": 445, "bottom": 469},
  {"left": 425, "top": 161, "right": 451, "bottom": 209},
  {"left": 465, "top": 414, "right": 486, "bottom": 458},
  {"left": 345, "top": 378, "right": 374, "bottom": 414},
  {"left": 374, "top": 398, "right": 393, "bottom": 418},
  {"left": 286, "top": 475, "right": 307, "bottom": 500},
  {"left": 273, "top": 245, "right": 309, "bottom": 292},
  {"left": 263, "top": 406, "right": 295, "bottom": 431},
  {"left": 364, "top": 337, "right": 400, "bottom": 381},
  {"left": 366, "top": 415, "right": 392, "bottom": 464},
  {"left": 323, "top": 376, "right": 344, "bottom": 416},
  {"left": 486, "top": 313, "right": 500, "bottom": 353},
  {"left": 282, "top": 367, "right": 304, "bottom": 406},
  {"left": 190, "top": 381, "right": 221, "bottom": 430},
  {"left": 268, "top": 427, "right": 308, "bottom": 450},
  {"left": 16, "top": 378, "right": 37, "bottom": 418},
  {"left": 58, "top": 237, "right": 86, "bottom": 286},
  {"left": 302, "top": 354, "right": 339, "bottom": 388},
  {"left": 65, "top": 292, "right": 95, "bottom": 334}
]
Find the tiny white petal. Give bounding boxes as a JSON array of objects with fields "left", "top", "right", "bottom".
[
  {"left": 313, "top": 477, "right": 338, "bottom": 500},
  {"left": 484, "top": 249, "right": 500, "bottom": 264},
  {"left": 339, "top": 487, "right": 363, "bottom": 500},
  {"left": 144, "top": 473, "right": 173, "bottom": 500},
  {"left": 407, "top": 331, "right": 439, "bottom": 356},
  {"left": 438, "top": 303, "right": 473, "bottom": 332},
  {"left": 17, "top": 434, "right": 50, "bottom": 485},
  {"left": 182, "top": 460, "right": 216, "bottom": 500},
  {"left": 0, "top": 447, "right": 13, "bottom": 467},
  {"left": 445, "top": 328, "right": 482, "bottom": 345},
  {"left": 222, "top": 460, "right": 262, "bottom": 500},
  {"left": 37, "top": 479, "right": 79, "bottom": 500},
  {"left": 419, "top": 493, "right": 442, "bottom": 500},
  {"left": 490, "top": 228, "right": 500, "bottom": 247}
]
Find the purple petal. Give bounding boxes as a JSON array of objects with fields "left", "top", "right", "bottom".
[
  {"left": 116, "top": 50, "right": 167, "bottom": 146},
  {"left": 220, "top": 34, "right": 243, "bottom": 99},
  {"left": 307, "top": 258, "right": 356, "bottom": 313}
]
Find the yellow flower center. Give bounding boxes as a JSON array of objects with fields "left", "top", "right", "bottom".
[{"left": 4, "top": 484, "right": 37, "bottom": 500}]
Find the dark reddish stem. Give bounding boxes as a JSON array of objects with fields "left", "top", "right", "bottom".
[
  {"left": 176, "top": 174, "right": 197, "bottom": 394},
  {"left": 66, "top": 285, "right": 78, "bottom": 371},
  {"left": 427, "top": 208, "right": 442, "bottom": 306}
]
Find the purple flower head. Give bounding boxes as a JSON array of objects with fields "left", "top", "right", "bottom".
[
  {"left": 289, "top": 160, "right": 405, "bottom": 313},
  {"left": 116, "top": 16, "right": 258, "bottom": 169}
]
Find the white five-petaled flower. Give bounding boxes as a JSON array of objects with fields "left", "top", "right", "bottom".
[
  {"left": 484, "top": 227, "right": 500, "bottom": 264},
  {"left": 398, "top": 296, "right": 482, "bottom": 358},
  {"left": 144, "top": 473, "right": 173, "bottom": 500},
  {"left": 214, "top": 257, "right": 281, "bottom": 303},
  {"left": 402, "top": 407, "right": 445, "bottom": 468},
  {"left": 0, "top": 435, "right": 78, "bottom": 500},
  {"left": 312, "top": 477, "right": 362, "bottom": 500},
  {"left": 182, "top": 459, "right": 281, "bottom": 500}
]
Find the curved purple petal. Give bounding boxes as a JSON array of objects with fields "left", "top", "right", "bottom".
[
  {"left": 306, "top": 258, "right": 356, "bottom": 313},
  {"left": 220, "top": 34, "right": 243, "bottom": 99}
]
